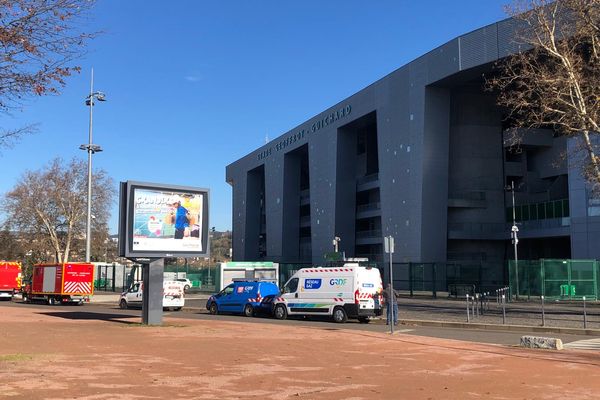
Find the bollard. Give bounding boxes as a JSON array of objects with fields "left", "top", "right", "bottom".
[
  {"left": 466, "top": 294, "right": 470, "bottom": 323},
  {"left": 475, "top": 294, "right": 479, "bottom": 317},
  {"left": 583, "top": 296, "right": 587, "bottom": 329},
  {"left": 502, "top": 294, "right": 506, "bottom": 324},
  {"left": 472, "top": 294, "right": 476, "bottom": 318},
  {"left": 541, "top": 295, "right": 545, "bottom": 327}
]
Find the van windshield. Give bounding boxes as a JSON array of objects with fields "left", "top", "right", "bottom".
[
  {"left": 284, "top": 278, "right": 299, "bottom": 293},
  {"left": 221, "top": 285, "right": 234, "bottom": 296}
]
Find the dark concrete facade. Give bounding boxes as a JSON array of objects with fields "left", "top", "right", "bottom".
[{"left": 226, "top": 18, "right": 600, "bottom": 268}]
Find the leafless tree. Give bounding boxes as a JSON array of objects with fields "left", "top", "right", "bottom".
[
  {"left": 2, "top": 158, "right": 114, "bottom": 263},
  {"left": 0, "top": 0, "right": 98, "bottom": 148},
  {"left": 488, "top": 0, "right": 600, "bottom": 188}
]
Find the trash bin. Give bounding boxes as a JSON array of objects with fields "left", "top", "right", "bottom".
[
  {"left": 570, "top": 285, "right": 576, "bottom": 297},
  {"left": 560, "top": 284, "right": 570, "bottom": 297}
]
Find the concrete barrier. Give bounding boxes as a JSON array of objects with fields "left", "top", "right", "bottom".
[{"left": 520, "top": 335, "right": 563, "bottom": 350}]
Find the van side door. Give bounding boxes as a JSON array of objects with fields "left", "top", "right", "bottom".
[{"left": 217, "top": 284, "right": 235, "bottom": 312}]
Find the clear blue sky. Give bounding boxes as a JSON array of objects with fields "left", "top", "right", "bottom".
[{"left": 1, "top": 0, "right": 508, "bottom": 233}]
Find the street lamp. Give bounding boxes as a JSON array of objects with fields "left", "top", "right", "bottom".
[
  {"left": 332, "top": 236, "right": 341, "bottom": 253},
  {"left": 79, "top": 68, "right": 106, "bottom": 263},
  {"left": 506, "top": 180, "right": 520, "bottom": 300}
]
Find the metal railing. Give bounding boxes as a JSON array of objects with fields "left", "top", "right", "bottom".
[
  {"left": 356, "top": 173, "right": 379, "bottom": 185},
  {"left": 355, "top": 229, "right": 382, "bottom": 239},
  {"left": 356, "top": 202, "right": 381, "bottom": 213}
]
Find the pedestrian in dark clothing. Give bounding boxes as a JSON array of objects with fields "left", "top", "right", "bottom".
[{"left": 382, "top": 283, "right": 399, "bottom": 325}]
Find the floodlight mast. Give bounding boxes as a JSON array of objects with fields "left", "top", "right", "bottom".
[
  {"left": 508, "top": 180, "right": 519, "bottom": 300},
  {"left": 80, "top": 68, "right": 106, "bottom": 263}
]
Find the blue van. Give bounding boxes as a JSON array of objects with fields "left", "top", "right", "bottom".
[{"left": 206, "top": 280, "right": 279, "bottom": 317}]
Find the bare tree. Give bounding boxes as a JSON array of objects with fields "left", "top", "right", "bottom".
[
  {"left": 488, "top": 0, "right": 600, "bottom": 187},
  {"left": 2, "top": 158, "right": 114, "bottom": 263},
  {"left": 0, "top": 0, "right": 97, "bottom": 147}
]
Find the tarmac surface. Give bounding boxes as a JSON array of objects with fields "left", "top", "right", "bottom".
[{"left": 91, "top": 291, "right": 600, "bottom": 333}]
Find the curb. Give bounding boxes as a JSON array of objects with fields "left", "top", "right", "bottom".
[{"left": 399, "top": 319, "right": 600, "bottom": 336}]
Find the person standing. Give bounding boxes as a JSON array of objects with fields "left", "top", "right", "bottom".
[
  {"left": 382, "top": 283, "right": 399, "bottom": 325},
  {"left": 172, "top": 200, "right": 190, "bottom": 239}
]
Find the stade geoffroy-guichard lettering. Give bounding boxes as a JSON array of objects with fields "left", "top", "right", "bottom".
[{"left": 226, "top": 16, "right": 600, "bottom": 286}]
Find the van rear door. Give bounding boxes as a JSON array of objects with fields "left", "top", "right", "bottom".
[{"left": 357, "top": 267, "right": 383, "bottom": 312}]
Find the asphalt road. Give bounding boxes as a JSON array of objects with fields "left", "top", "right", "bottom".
[{"left": 1, "top": 299, "right": 594, "bottom": 347}]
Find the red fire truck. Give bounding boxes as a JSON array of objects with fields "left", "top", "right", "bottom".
[
  {"left": 23, "top": 263, "right": 94, "bottom": 305},
  {"left": 0, "top": 261, "right": 22, "bottom": 300}
]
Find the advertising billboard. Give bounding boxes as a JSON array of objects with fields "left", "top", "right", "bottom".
[{"left": 119, "top": 181, "right": 210, "bottom": 258}]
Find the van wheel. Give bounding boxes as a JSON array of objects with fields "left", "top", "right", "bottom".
[
  {"left": 119, "top": 299, "right": 128, "bottom": 310},
  {"left": 209, "top": 303, "right": 218, "bottom": 315},
  {"left": 174, "top": 307, "right": 182, "bottom": 311},
  {"left": 358, "top": 317, "right": 370, "bottom": 324},
  {"left": 274, "top": 304, "right": 287, "bottom": 320},
  {"left": 333, "top": 307, "right": 348, "bottom": 323},
  {"left": 244, "top": 304, "right": 254, "bottom": 317}
]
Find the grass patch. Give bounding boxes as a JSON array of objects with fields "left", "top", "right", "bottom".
[{"left": 0, "top": 354, "right": 33, "bottom": 362}]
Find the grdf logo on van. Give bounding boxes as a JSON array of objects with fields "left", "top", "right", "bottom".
[{"left": 329, "top": 278, "right": 348, "bottom": 287}]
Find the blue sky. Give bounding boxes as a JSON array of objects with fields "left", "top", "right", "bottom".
[{"left": 0, "top": 0, "right": 508, "bottom": 233}]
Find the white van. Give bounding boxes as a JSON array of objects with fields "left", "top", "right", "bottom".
[
  {"left": 119, "top": 280, "right": 185, "bottom": 311},
  {"left": 271, "top": 263, "right": 383, "bottom": 323}
]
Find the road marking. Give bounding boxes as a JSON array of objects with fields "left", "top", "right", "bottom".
[
  {"left": 564, "top": 338, "right": 600, "bottom": 350},
  {"left": 395, "top": 329, "right": 414, "bottom": 333}
]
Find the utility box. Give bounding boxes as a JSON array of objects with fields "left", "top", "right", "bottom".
[{"left": 217, "top": 262, "right": 279, "bottom": 290}]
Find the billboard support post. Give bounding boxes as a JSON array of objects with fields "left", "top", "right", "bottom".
[{"left": 142, "top": 258, "right": 164, "bottom": 325}]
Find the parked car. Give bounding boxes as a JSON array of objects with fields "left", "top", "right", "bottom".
[
  {"left": 206, "top": 280, "right": 279, "bottom": 317},
  {"left": 176, "top": 278, "right": 193, "bottom": 292}
]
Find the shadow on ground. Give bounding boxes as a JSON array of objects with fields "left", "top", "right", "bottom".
[{"left": 37, "top": 312, "right": 139, "bottom": 324}]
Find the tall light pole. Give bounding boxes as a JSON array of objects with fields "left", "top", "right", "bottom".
[
  {"left": 332, "top": 236, "right": 341, "bottom": 253},
  {"left": 79, "top": 68, "right": 106, "bottom": 262},
  {"left": 507, "top": 180, "right": 520, "bottom": 300}
]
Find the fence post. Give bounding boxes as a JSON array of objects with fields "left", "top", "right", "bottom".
[
  {"left": 541, "top": 295, "right": 545, "bottom": 327},
  {"left": 466, "top": 294, "right": 470, "bottom": 323},
  {"left": 112, "top": 264, "right": 116, "bottom": 292},
  {"left": 432, "top": 263, "right": 437, "bottom": 299},
  {"left": 502, "top": 294, "right": 506, "bottom": 324},
  {"left": 409, "top": 263, "right": 414, "bottom": 297},
  {"left": 583, "top": 296, "right": 587, "bottom": 329},
  {"left": 481, "top": 293, "right": 485, "bottom": 316},
  {"left": 527, "top": 262, "right": 531, "bottom": 301}
]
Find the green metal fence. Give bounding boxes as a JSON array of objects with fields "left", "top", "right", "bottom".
[{"left": 508, "top": 259, "right": 599, "bottom": 300}]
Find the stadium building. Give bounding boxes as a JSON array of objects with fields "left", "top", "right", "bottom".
[{"left": 225, "top": 17, "right": 600, "bottom": 286}]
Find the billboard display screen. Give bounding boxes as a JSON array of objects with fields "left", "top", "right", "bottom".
[{"left": 119, "top": 181, "right": 209, "bottom": 258}]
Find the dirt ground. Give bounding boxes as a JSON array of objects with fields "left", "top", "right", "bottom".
[{"left": 1, "top": 306, "right": 600, "bottom": 399}]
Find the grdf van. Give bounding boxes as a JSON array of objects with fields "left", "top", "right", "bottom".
[
  {"left": 207, "top": 279, "right": 279, "bottom": 317},
  {"left": 267, "top": 263, "right": 383, "bottom": 323}
]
